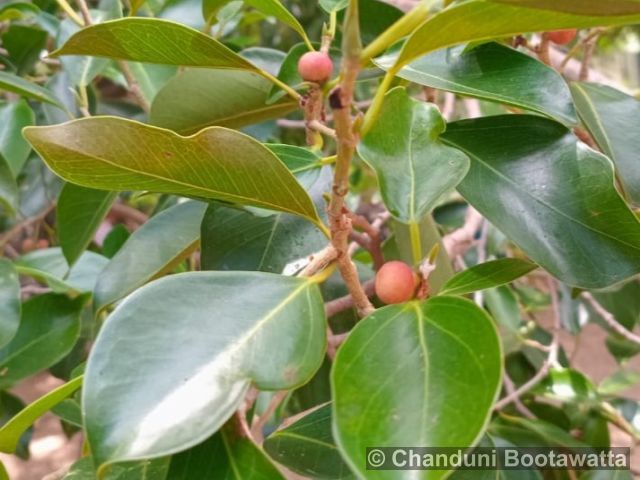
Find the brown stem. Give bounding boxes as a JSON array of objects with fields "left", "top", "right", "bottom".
[
  {"left": 117, "top": 60, "right": 151, "bottom": 113},
  {"left": 583, "top": 292, "right": 640, "bottom": 345},
  {"left": 326, "top": 0, "right": 374, "bottom": 318},
  {"left": 538, "top": 33, "right": 551, "bottom": 65}
]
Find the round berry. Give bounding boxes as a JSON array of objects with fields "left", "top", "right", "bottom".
[
  {"left": 36, "top": 239, "right": 49, "bottom": 249},
  {"left": 548, "top": 29, "right": 577, "bottom": 45},
  {"left": 297, "top": 51, "right": 334, "bottom": 84},
  {"left": 375, "top": 261, "right": 418, "bottom": 305}
]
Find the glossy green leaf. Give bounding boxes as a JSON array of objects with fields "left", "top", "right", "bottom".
[
  {"left": 201, "top": 203, "right": 328, "bottom": 273},
  {"left": 264, "top": 404, "right": 353, "bottom": 479},
  {"left": 1, "top": 25, "right": 47, "bottom": 75},
  {"left": 84, "top": 272, "right": 326, "bottom": 468},
  {"left": 0, "top": 392, "right": 31, "bottom": 459},
  {"left": 202, "top": 0, "right": 232, "bottom": 23},
  {"left": 51, "top": 18, "right": 257, "bottom": 72},
  {"left": 150, "top": 69, "right": 296, "bottom": 135},
  {"left": 0, "top": 99, "right": 34, "bottom": 176},
  {"left": 392, "top": 1, "right": 640, "bottom": 71},
  {"left": 0, "top": 71, "right": 63, "bottom": 108},
  {"left": 15, "top": 248, "right": 108, "bottom": 294},
  {"left": 571, "top": 82, "right": 640, "bottom": 205},
  {"left": 484, "top": 286, "right": 522, "bottom": 334},
  {"left": 0, "top": 2, "right": 40, "bottom": 21},
  {"left": 440, "top": 258, "right": 537, "bottom": 296},
  {"left": 64, "top": 456, "right": 170, "bottom": 480},
  {"left": 358, "top": 88, "right": 469, "bottom": 225},
  {"left": 169, "top": 423, "right": 283, "bottom": 479},
  {"left": 201, "top": 145, "right": 329, "bottom": 273},
  {"left": 58, "top": 184, "right": 117, "bottom": 267},
  {"left": 0, "top": 375, "right": 82, "bottom": 453},
  {"left": 353, "top": 0, "right": 403, "bottom": 46},
  {"left": 493, "top": 415, "right": 591, "bottom": 449},
  {"left": 94, "top": 200, "right": 207, "bottom": 312},
  {"left": 0, "top": 294, "right": 83, "bottom": 389},
  {"left": 0, "top": 259, "right": 20, "bottom": 349},
  {"left": 0, "top": 154, "right": 17, "bottom": 214},
  {"left": 442, "top": 115, "right": 640, "bottom": 289},
  {"left": 378, "top": 42, "right": 576, "bottom": 125},
  {"left": 24, "top": 117, "right": 321, "bottom": 225},
  {"left": 490, "top": 0, "right": 640, "bottom": 15},
  {"left": 332, "top": 296, "right": 502, "bottom": 479}
]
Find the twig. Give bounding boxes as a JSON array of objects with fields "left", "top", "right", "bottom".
[
  {"left": 473, "top": 219, "right": 488, "bottom": 306},
  {"left": 297, "top": 245, "right": 337, "bottom": 277},
  {"left": 250, "top": 390, "right": 288, "bottom": 443},
  {"left": 0, "top": 203, "right": 56, "bottom": 250},
  {"left": 75, "top": 0, "right": 92, "bottom": 26},
  {"left": 109, "top": 202, "right": 149, "bottom": 225},
  {"left": 582, "top": 292, "right": 640, "bottom": 345},
  {"left": 502, "top": 374, "right": 535, "bottom": 419},
  {"left": 117, "top": 61, "right": 151, "bottom": 113},
  {"left": 308, "top": 119, "right": 336, "bottom": 139},
  {"left": 494, "top": 277, "right": 560, "bottom": 411},
  {"left": 326, "top": 0, "right": 374, "bottom": 318},
  {"left": 580, "top": 30, "right": 598, "bottom": 81},
  {"left": 327, "top": 332, "right": 349, "bottom": 360},
  {"left": 537, "top": 33, "right": 551, "bottom": 65},
  {"left": 325, "top": 278, "right": 375, "bottom": 318},
  {"left": 442, "top": 207, "right": 484, "bottom": 258}
]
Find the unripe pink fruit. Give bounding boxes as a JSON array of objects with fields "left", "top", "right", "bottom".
[
  {"left": 297, "top": 51, "right": 333, "bottom": 84},
  {"left": 375, "top": 261, "right": 418, "bottom": 305}
]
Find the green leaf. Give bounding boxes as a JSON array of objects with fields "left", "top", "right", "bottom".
[
  {"left": 377, "top": 42, "right": 576, "bottom": 126},
  {"left": 84, "top": 272, "right": 326, "bottom": 468},
  {"left": 0, "top": 392, "right": 31, "bottom": 459},
  {"left": 0, "top": 154, "right": 18, "bottom": 214},
  {"left": 201, "top": 203, "right": 327, "bottom": 273},
  {"left": 490, "top": 0, "right": 640, "bottom": 15},
  {"left": 202, "top": 0, "right": 232, "bottom": 23},
  {"left": 51, "top": 18, "right": 257, "bottom": 72},
  {"left": 1, "top": 25, "right": 47, "bottom": 75},
  {"left": 24, "top": 117, "right": 322, "bottom": 226},
  {"left": 598, "top": 369, "right": 640, "bottom": 396},
  {"left": 358, "top": 88, "right": 469, "bottom": 224},
  {"left": 169, "top": 423, "right": 283, "bottom": 479},
  {"left": 58, "top": 184, "right": 117, "bottom": 267},
  {"left": 0, "top": 294, "right": 84, "bottom": 389},
  {"left": 243, "top": 0, "right": 312, "bottom": 49},
  {"left": 440, "top": 258, "right": 538, "bottom": 296},
  {"left": 64, "top": 456, "right": 171, "bottom": 480},
  {"left": 442, "top": 115, "right": 640, "bottom": 289},
  {"left": 94, "top": 200, "right": 207, "bottom": 312},
  {"left": 0, "top": 71, "right": 64, "bottom": 108},
  {"left": 56, "top": 13, "right": 112, "bottom": 87},
  {"left": 15, "top": 248, "right": 108, "bottom": 294},
  {"left": 201, "top": 145, "right": 330, "bottom": 273},
  {"left": 0, "top": 259, "right": 20, "bottom": 349},
  {"left": 332, "top": 296, "right": 502, "bottom": 479},
  {"left": 484, "top": 286, "right": 522, "bottom": 334},
  {"left": 150, "top": 69, "right": 296, "bottom": 135},
  {"left": 0, "top": 2, "right": 40, "bottom": 22},
  {"left": 0, "top": 375, "right": 82, "bottom": 453},
  {"left": 392, "top": 1, "right": 640, "bottom": 71},
  {"left": 589, "top": 280, "right": 640, "bottom": 331},
  {"left": 319, "top": 0, "right": 348, "bottom": 13},
  {"left": 264, "top": 404, "right": 353, "bottom": 479},
  {"left": 571, "top": 82, "right": 640, "bottom": 205},
  {"left": 0, "top": 99, "right": 34, "bottom": 177}
]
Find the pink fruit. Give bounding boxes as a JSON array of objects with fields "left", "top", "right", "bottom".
[
  {"left": 375, "top": 261, "right": 418, "bottom": 305},
  {"left": 548, "top": 29, "right": 577, "bottom": 45},
  {"left": 297, "top": 51, "right": 333, "bottom": 84}
]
